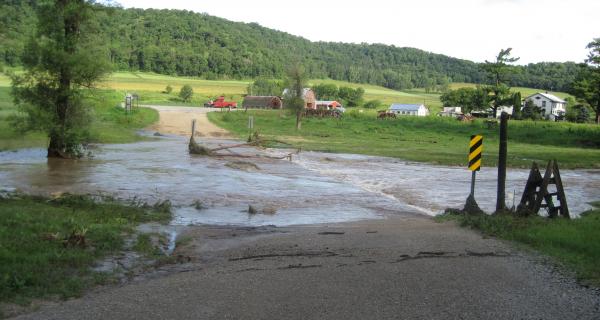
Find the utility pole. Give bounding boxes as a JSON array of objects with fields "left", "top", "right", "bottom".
[{"left": 496, "top": 112, "right": 508, "bottom": 212}]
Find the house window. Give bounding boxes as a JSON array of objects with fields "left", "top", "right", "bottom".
[{"left": 542, "top": 101, "right": 546, "bottom": 108}]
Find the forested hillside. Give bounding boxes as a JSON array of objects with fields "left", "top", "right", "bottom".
[{"left": 0, "top": 0, "right": 580, "bottom": 92}]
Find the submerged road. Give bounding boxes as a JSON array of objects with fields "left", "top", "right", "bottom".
[{"left": 7, "top": 106, "right": 600, "bottom": 319}]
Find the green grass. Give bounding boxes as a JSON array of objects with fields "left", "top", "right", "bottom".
[
  {"left": 436, "top": 207, "right": 600, "bottom": 287},
  {"left": 1, "top": 71, "right": 575, "bottom": 113},
  {"left": 209, "top": 109, "right": 600, "bottom": 169},
  {"left": 0, "top": 85, "right": 159, "bottom": 151},
  {"left": 86, "top": 90, "right": 159, "bottom": 144},
  {"left": 0, "top": 194, "right": 172, "bottom": 309}
]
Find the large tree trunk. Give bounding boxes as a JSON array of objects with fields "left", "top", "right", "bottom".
[{"left": 48, "top": 0, "right": 78, "bottom": 158}]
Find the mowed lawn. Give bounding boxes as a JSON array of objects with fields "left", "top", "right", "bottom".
[{"left": 209, "top": 110, "right": 600, "bottom": 169}]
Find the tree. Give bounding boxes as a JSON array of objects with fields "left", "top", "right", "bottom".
[
  {"left": 572, "top": 38, "right": 600, "bottom": 124},
  {"left": 283, "top": 64, "right": 307, "bottom": 130},
  {"left": 179, "top": 84, "right": 193, "bottom": 102},
  {"left": 338, "top": 86, "right": 364, "bottom": 107},
  {"left": 575, "top": 104, "right": 591, "bottom": 123},
  {"left": 511, "top": 92, "right": 522, "bottom": 119},
  {"left": 482, "top": 48, "right": 519, "bottom": 117},
  {"left": 521, "top": 100, "right": 542, "bottom": 120},
  {"left": 11, "top": 0, "right": 111, "bottom": 158},
  {"left": 312, "top": 83, "right": 338, "bottom": 100},
  {"left": 1, "top": 2, "right": 583, "bottom": 92},
  {"left": 439, "top": 87, "right": 489, "bottom": 113},
  {"left": 247, "top": 78, "right": 283, "bottom": 96}
]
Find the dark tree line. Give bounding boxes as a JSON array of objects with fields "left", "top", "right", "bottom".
[{"left": 0, "top": 1, "right": 581, "bottom": 92}]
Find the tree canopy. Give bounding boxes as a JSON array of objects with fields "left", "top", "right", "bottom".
[
  {"left": 10, "top": 0, "right": 111, "bottom": 157},
  {"left": 0, "top": 1, "right": 581, "bottom": 92},
  {"left": 482, "top": 48, "right": 519, "bottom": 117},
  {"left": 572, "top": 38, "right": 600, "bottom": 123}
]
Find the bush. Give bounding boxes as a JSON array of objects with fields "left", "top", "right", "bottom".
[
  {"left": 576, "top": 105, "right": 591, "bottom": 123},
  {"left": 164, "top": 85, "right": 173, "bottom": 94},
  {"left": 363, "top": 99, "right": 382, "bottom": 109},
  {"left": 179, "top": 85, "right": 193, "bottom": 102}
]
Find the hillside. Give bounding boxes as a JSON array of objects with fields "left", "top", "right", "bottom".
[{"left": 0, "top": 1, "right": 580, "bottom": 92}]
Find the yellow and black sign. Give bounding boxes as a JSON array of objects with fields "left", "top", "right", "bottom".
[{"left": 469, "top": 135, "right": 483, "bottom": 171}]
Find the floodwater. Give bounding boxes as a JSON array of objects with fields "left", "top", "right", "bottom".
[
  {"left": 288, "top": 151, "right": 600, "bottom": 216},
  {"left": 1, "top": 133, "right": 599, "bottom": 227}
]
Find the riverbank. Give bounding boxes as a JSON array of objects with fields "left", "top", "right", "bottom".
[
  {"left": 208, "top": 109, "right": 600, "bottom": 169},
  {"left": 0, "top": 194, "right": 172, "bottom": 318},
  {"left": 0, "top": 88, "right": 158, "bottom": 151}
]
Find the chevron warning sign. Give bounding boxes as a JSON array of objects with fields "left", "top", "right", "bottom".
[{"left": 469, "top": 135, "right": 483, "bottom": 171}]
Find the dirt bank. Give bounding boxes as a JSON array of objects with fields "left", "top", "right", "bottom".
[{"left": 146, "top": 105, "right": 231, "bottom": 138}]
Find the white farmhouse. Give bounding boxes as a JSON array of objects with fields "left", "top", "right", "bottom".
[
  {"left": 524, "top": 93, "right": 566, "bottom": 120},
  {"left": 389, "top": 104, "right": 429, "bottom": 116}
]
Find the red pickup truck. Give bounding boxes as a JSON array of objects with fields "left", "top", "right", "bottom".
[{"left": 204, "top": 96, "right": 237, "bottom": 108}]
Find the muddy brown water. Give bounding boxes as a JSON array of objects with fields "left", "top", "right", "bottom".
[{"left": 1, "top": 133, "right": 599, "bottom": 227}]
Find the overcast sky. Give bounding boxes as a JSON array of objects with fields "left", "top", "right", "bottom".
[{"left": 116, "top": 0, "right": 599, "bottom": 64}]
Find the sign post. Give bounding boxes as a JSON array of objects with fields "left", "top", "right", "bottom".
[
  {"left": 468, "top": 135, "right": 483, "bottom": 197},
  {"left": 125, "top": 94, "right": 132, "bottom": 113}
]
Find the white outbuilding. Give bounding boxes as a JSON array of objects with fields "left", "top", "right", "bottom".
[
  {"left": 389, "top": 104, "right": 430, "bottom": 116},
  {"left": 524, "top": 93, "right": 566, "bottom": 120}
]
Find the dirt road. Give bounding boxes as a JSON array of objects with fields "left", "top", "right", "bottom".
[
  {"left": 147, "top": 105, "right": 231, "bottom": 138},
  {"left": 13, "top": 216, "right": 600, "bottom": 320}
]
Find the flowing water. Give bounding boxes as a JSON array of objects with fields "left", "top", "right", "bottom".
[
  {"left": 1, "top": 133, "right": 599, "bottom": 227},
  {"left": 288, "top": 151, "right": 600, "bottom": 216}
]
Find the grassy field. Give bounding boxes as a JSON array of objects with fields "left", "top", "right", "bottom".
[
  {"left": 0, "top": 194, "right": 172, "bottom": 315},
  {"left": 209, "top": 109, "right": 600, "bottom": 169},
  {"left": 0, "top": 70, "right": 587, "bottom": 162},
  {"left": 99, "top": 73, "right": 575, "bottom": 114},
  {"left": 1, "top": 71, "right": 574, "bottom": 112},
  {"left": 437, "top": 202, "right": 600, "bottom": 287},
  {"left": 0, "top": 82, "right": 158, "bottom": 151}
]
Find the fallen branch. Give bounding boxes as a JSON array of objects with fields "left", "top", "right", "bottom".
[{"left": 188, "top": 119, "right": 299, "bottom": 160}]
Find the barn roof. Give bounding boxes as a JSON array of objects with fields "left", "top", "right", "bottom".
[
  {"left": 389, "top": 104, "right": 425, "bottom": 111},
  {"left": 242, "top": 96, "right": 282, "bottom": 107}
]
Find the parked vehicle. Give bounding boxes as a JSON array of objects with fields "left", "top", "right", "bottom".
[{"left": 204, "top": 96, "right": 237, "bottom": 108}]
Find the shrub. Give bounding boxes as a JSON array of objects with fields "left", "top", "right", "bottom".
[
  {"left": 363, "top": 99, "right": 382, "bottom": 109},
  {"left": 164, "top": 85, "right": 173, "bottom": 94},
  {"left": 179, "top": 85, "right": 193, "bottom": 102}
]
